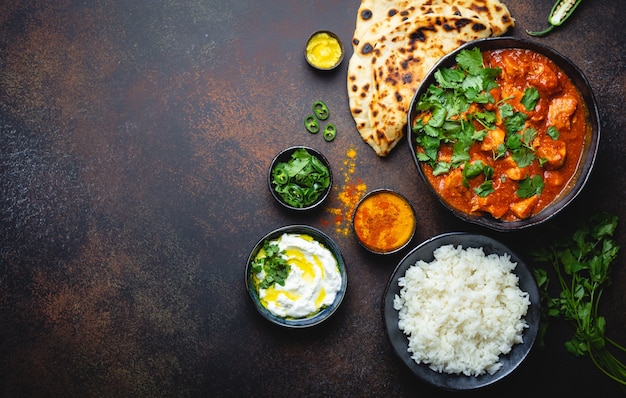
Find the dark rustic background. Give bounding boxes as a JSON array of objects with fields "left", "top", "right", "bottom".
[{"left": 1, "top": 0, "right": 624, "bottom": 396}]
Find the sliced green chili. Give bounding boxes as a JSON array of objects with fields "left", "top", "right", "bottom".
[
  {"left": 310, "top": 155, "right": 326, "bottom": 173},
  {"left": 526, "top": 0, "right": 583, "bottom": 37},
  {"left": 304, "top": 183, "right": 322, "bottom": 203},
  {"left": 313, "top": 101, "right": 330, "bottom": 120},
  {"left": 304, "top": 114, "right": 319, "bottom": 133},
  {"left": 271, "top": 164, "right": 289, "bottom": 185},
  {"left": 323, "top": 124, "right": 336, "bottom": 141},
  {"left": 285, "top": 184, "right": 305, "bottom": 205}
]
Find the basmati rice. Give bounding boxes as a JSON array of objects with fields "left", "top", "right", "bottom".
[{"left": 393, "top": 244, "right": 530, "bottom": 376}]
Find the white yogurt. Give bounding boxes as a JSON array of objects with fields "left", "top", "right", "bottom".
[{"left": 254, "top": 233, "right": 342, "bottom": 318}]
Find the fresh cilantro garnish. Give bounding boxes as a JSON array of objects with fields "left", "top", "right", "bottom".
[
  {"left": 474, "top": 180, "right": 495, "bottom": 197},
  {"left": 547, "top": 125, "right": 560, "bottom": 140},
  {"left": 428, "top": 106, "right": 447, "bottom": 128},
  {"left": 508, "top": 128, "right": 538, "bottom": 168},
  {"left": 414, "top": 48, "right": 505, "bottom": 176},
  {"left": 455, "top": 47, "right": 484, "bottom": 75},
  {"left": 521, "top": 86, "right": 540, "bottom": 110},
  {"left": 522, "top": 127, "right": 538, "bottom": 147},
  {"left": 511, "top": 148, "right": 535, "bottom": 168},
  {"left": 472, "top": 111, "right": 497, "bottom": 129},
  {"left": 432, "top": 161, "right": 451, "bottom": 176},
  {"left": 434, "top": 68, "right": 464, "bottom": 89},
  {"left": 506, "top": 131, "right": 523, "bottom": 150},
  {"left": 503, "top": 111, "right": 527, "bottom": 135},
  {"left": 499, "top": 102, "right": 515, "bottom": 119},
  {"left": 516, "top": 175, "right": 544, "bottom": 198},
  {"left": 251, "top": 241, "right": 291, "bottom": 290},
  {"left": 462, "top": 160, "right": 485, "bottom": 185},
  {"left": 462, "top": 161, "right": 493, "bottom": 188},
  {"left": 494, "top": 143, "right": 507, "bottom": 159}
]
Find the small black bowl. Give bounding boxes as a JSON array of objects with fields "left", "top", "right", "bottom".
[
  {"left": 383, "top": 232, "right": 540, "bottom": 390},
  {"left": 268, "top": 146, "right": 333, "bottom": 211},
  {"left": 406, "top": 37, "right": 600, "bottom": 231},
  {"left": 245, "top": 225, "right": 348, "bottom": 328}
]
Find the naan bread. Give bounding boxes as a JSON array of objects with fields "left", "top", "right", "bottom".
[
  {"left": 352, "top": 0, "right": 514, "bottom": 45},
  {"left": 348, "top": 0, "right": 515, "bottom": 157}
]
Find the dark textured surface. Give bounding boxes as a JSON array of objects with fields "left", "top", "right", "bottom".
[{"left": 0, "top": 1, "right": 624, "bottom": 397}]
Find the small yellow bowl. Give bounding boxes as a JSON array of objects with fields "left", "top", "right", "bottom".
[{"left": 304, "top": 30, "right": 344, "bottom": 71}]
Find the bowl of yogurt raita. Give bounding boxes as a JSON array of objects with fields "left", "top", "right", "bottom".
[{"left": 246, "top": 225, "right": 348, "bottom": 328}]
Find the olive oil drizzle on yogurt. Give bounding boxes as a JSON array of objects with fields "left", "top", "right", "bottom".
[{"left": 254, "top": 233, "right": 342, "bottom": 319}]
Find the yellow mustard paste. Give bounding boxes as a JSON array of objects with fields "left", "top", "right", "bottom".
[{"left": 306, "top": 32, "right": 342, "bottom": 69}]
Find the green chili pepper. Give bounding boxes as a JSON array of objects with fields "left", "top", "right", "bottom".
[
  {"left": 323, "top": 124, "right": 336, "bottom": 142},
  {"left": 310, "top": 156, "right": 326, "bottom": 173},
  {"left": 313, "top": 101, "right": 330, "bottom": 120},
  {"left": 271, "top": 164, "right": 289, "bottom": 185},
  {"left": 304, "top": 183, "right": 322, "bottom": 203},
  {"left": 286, "top": 184, "right": 305, "bottom": 203},
  {"left": 526, "top": 0, "right": 583, "bottom": 37},
  {"left": 304, "top": 114, "right": 319, "bottom": 133}
]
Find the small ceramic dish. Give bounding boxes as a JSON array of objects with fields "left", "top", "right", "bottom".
[
  {"left": 304, "top": 30, "right": 345, "bottom": 71},
  {"left": 245, "top": 225, "right": 347, "bottom": 328},
  {"left": 352, "top": 189, "right": 416, "bottom": 255},
  {"left": 268, "top": 146, "right": 333, "bottom": 211}
]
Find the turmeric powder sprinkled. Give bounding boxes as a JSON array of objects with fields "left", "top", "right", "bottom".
[
  {"left": 325, "top": 146, "right": 366, "bottom": 236},
  {"left": 353, "top": 190, "right": 416, "bottom": 254}
]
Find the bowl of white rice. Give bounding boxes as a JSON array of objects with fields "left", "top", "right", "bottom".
[{"left": 382, "top": 232, "right": 540, "bottom": 390}]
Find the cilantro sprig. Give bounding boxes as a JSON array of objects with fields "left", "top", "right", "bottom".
[
  {"left": 531, "top": 213, "right": 626, "bottom": 386},
  {"left": 251, "top": 241, "right": 291, "bottom": 290},
  {"left": 517, "top": 175, "right": 544, "bottom": 198}
]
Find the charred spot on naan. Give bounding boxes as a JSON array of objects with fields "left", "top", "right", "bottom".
[
  {"left": 426, "top": 16, "right": 491, "bottom": 35},
  {"left": 408, "top": 27, "right": 433, "bottom": 43},
  {"left": 421, "top": 5, "right": 462, "bottom": 16},
  {"left": 361, "top": 43, "right": 374, "bottom": 55},
  {"left": 357, "top": 83, "right": 371, "bottom": 99}
]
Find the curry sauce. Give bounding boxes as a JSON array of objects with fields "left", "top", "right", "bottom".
[{"left": 415, "top": 48, "right": 589, "bottom": 222}]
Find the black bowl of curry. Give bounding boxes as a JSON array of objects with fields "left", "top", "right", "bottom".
[{"left": 407, "top": 37, "right": 600, "bottom": 231}]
